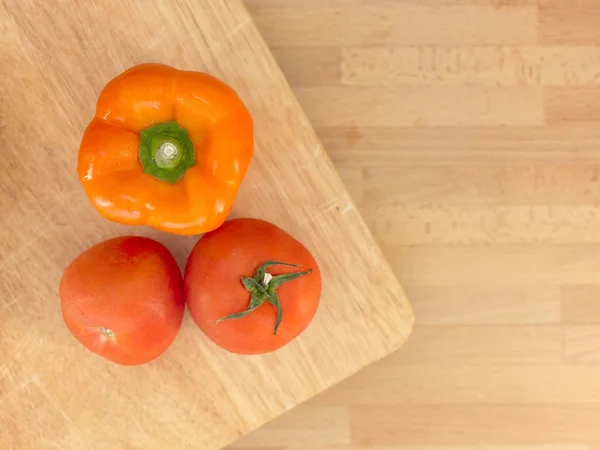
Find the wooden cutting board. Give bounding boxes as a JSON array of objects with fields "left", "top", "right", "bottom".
[{"left": 0, "top": 1, "right": 413, "bottom": 449}]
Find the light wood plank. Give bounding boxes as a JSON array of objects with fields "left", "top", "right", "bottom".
[
  {"left": 350, "top": 405, "right": 600, "bottom": 445},
  {"left": 233, "top": 446, "right": 588, "bottom": 450},
  {"left": 341, "top": 47, "right": 600, "bottom": 86},
  {"left": 360, "top": 165, "right": 600, "bottom": 207},
  {"left": 318, "top": 447, "right": 585, "bottom": 450},
  {"left": 247, "top": 0, "right": 539, "bottom": 6},
  {"left": 252, "top": 5, "right": 537, "bottom": 47},
  {"left": 384, "top": 245, "right": 600, "bottom": 286},
  {"left": 539, "top": 48, "right": 600, "bottom": 85},
  {"left": 315, "top": 364, "right": 600, "bottom": 405},
  {"left": 545, "top": 87, "right": 600, "bottom": 123},
  {"left": 228, "top": 447, "right": 283, "bottom": 450},
  {"left": 539, "top": 5, "right": 600, "bottom": 44},
  {"left": 365, "top": 206, "right": 600, "bottom": 245},
  {"left": 540, "top": 0, "right": 598, "bottom": 6},
  {"left": 386, "top": 325, "right": 563, "bottom": 365},
  {"left": 296, "top": 87, "right": 543, "bottom": 127},
  {"left": 318, "top": 126, "right": 600, "bottom": 167},
  {"left": 561, "top": 285, "right": 600, "bottom": 324},
  {"left": 403, "top": 285, "right": 560, "bottom": 325},
  {"left": 341, "top": 47, "right": 540, "bottom": 87},
  {"left": 231, "top": 408, "right": 350, "bottom": 448},
  {"left": 564, "top": 326, "right": 600, "bottom": 364},
  {"left": 271, "top": 48, "right": 341, "bottom": 86}
]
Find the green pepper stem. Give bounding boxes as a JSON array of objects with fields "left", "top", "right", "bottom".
[
  {"left": 139, "top": 121, "right": 195, "bottom": 183},
  {"left": 216, "top": 260, "right": 313, "bottom": 335}
]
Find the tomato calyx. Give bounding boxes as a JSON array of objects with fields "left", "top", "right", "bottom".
[
  {"left": 216, "top": 260, "right": 312, "bottom": 335},
  {"left": 100, "top": 327, "right": 115, "bottom": 338}
]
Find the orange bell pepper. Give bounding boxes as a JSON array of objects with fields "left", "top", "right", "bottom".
[{"left": 77, "top": 63, "right": 253, "bottom": 235}]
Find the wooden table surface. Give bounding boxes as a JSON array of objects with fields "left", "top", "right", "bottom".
[{"left": 230, "top": 1, "right": 600, "bottom": 449}]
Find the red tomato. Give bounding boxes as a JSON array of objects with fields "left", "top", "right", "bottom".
[
  {"left": 184, "top": 218, "right": 322, "bottom": 354},
  {"left": 59, "top": 236, "right": 185, "bottom": 365}
]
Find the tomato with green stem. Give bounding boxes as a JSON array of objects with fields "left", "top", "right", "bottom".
[{"left": 184, "top": 218, "right": 322, "bottom": 354}]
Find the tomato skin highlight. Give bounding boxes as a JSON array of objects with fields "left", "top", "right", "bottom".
[
  {"left": 59, "top": 236, "right": 185, "bottom": 366},
  {"left": 184, "top": 218, "right": 322, "bottom": 354}
]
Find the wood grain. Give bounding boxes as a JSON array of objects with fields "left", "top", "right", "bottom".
[
  {"left": 228, "top": 0, "right": 600, "bottom": 449},
  {"left": 296, "top": 86, "right": 544, "bottom": 127},
  {"left": 0, "top": 1, "right": 413, "bottom": 449},
  {"left": 251, "top": 4, "right": 537, "bottom": 46},
  {"left": 319, "top": 126, "right": 600, "bottom": 166},
  {"left": 545, "top": 87, "right": 600, "bottom": 123},
  {"left": 350, "top": 405, "right": 600, "bottom": 445},
  {"left": 539, "top": 3, "right": 600, "bottom": 44},
  {"left": 341, "top": 47, "right": 600, "bottom": 86}
]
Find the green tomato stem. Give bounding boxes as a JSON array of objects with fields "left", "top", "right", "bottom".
[{"left": 216, "top": 260, "right": 313, "bottom": 335}]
